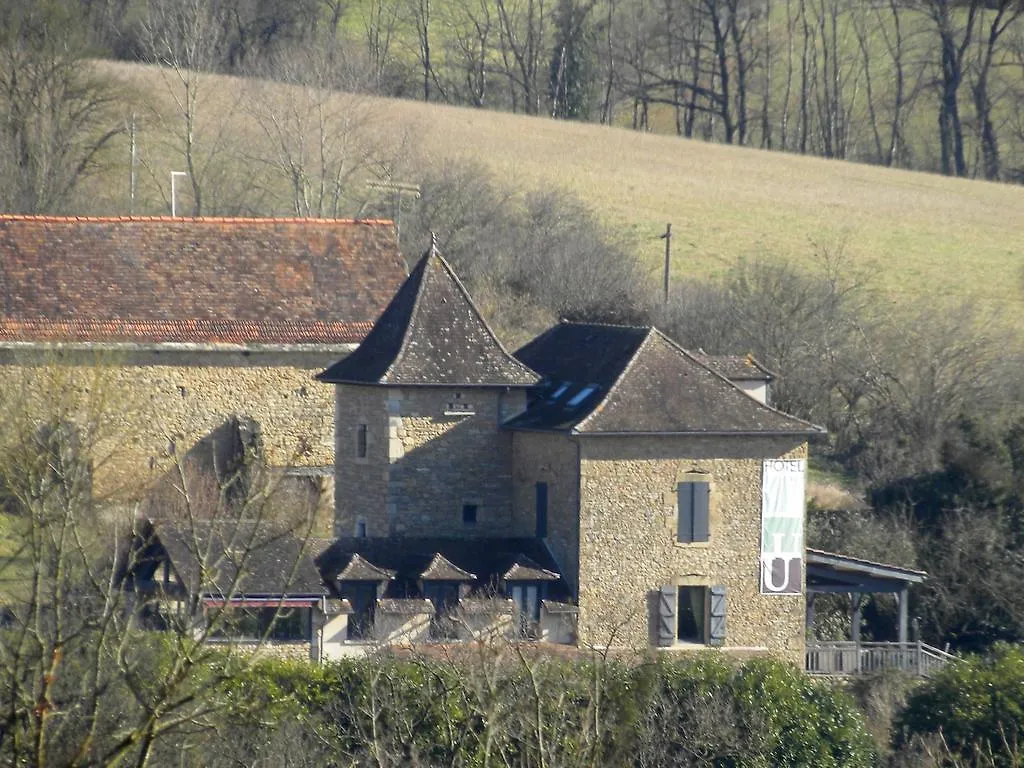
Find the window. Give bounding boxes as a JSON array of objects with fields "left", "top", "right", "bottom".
[
  {"left": 462, "top": 503, "right": 478, "bottom": 525},
  {"left": 509, "top": 583, "right": 542, "bottom": 639},
  {"left": 677, "top": 587, "right": 706, "bottom": 642},
  {"left": 423, "top": 582, "right": 460, "bottom": 640},
  {"left": 355, "top": 519, "right": 367, "bottom": 538},
  {"left": 567, "top": 385, "right": 597, "bottom": 407},
  {"left": 445, "top": 391, "right": 475, "bottom": 416},
  {"left": 356, "top": 424, "right": 368, "bottom": 458},
  {"left": 535, "top": 482, "right": 548, "bottom": 538},
  {"left": 211, "top": 606, "right": 311, "bottom": 642},
  {"left": 677, "top": 480, "right": 710, "bottom": 543},
  {"left": 656, "top": 585, "right": 727, "bottom": 647},
  {"left": 549, "top": 382, "right": 570, "bottom": 400},
  {"left": 341, "top": 582, "right": 378, "bottom": 640}
]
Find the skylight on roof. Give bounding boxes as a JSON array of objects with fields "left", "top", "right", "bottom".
[
  {"left": 550, "top": 383, "right": 570, "bottom": 400},
  {"left": 567, "top": 385, "right": 597, "bottom": 407}
]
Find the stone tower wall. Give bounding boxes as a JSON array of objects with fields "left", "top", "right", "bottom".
[{"left": 333, "top": 384, "right": 528, "bottom": 536}]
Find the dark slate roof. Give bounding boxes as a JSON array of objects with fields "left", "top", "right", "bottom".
[
  {"left": 506, "top": 322, "right": 823, "bottom": 435},
  {"left": 502, "top": 557, "right": 559, "bottom": 581},
  {"left": 420, "top": 553, "right": 477, "bottom": 581},
  {"left": 335, "top": 553, "right": 397, "bottom": 581},
  {"left": 696, "top": 353, "right": 775, "bottom": 382},
  {"left": 317, "top": 248, "right": 538, "bottom": 386},
  {"left": 0, "top": 216, "right": 406, "bottom": 345},
  {"left": 378, "top": 598, "right": 434, "bottom": 615},
  {"left": 150, "top": 519, "right": 327, "bottom": 597},
  {"left": 316, "top": 537, "right": 570, "bottom": 600}
]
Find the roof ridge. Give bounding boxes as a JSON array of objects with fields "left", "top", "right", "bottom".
[
  {"left": 557, "top": 319, "right": 650, "bottom": 331},
  {"left": 383, "top": 247, "right": 537, "bottom": 384},
  {"left": 0, "top": 214, "right": 395, "bottom": 225},
  {"left": 380, "top": 249, "right": 431, "bottom": 382},
  {"left": 434, "top": 250, "right": 538, "bottom": 381},
  {"left": 573, "top": 327, "right": 656, "bottom": 433},
  {"left": 654, "top": 328, "right": 824, "bottom": 433}
]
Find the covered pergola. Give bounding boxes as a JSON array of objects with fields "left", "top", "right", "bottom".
[
  {"left": 803, "top": 549, "right": 949, "bottom": 676},
  {"left": 806, "top": 548, "right": 926, "bottom": 644}
]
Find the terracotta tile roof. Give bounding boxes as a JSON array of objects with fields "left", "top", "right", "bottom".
[
  {"left": 318, "top": 246, "right": 539, "bottom": 387},
  {"left": 507, "top": 321, "right": 823, "bottom": 436},
  {"left": 0, "top": 216, "right": 406, "bottom": 345}
]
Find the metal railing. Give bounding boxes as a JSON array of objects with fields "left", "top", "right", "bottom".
[{"left": 806, "top": 640, "right": 955, "bottom": 677}]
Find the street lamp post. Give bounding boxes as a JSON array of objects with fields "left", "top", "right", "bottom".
[{"left": 170, "top": 171, "right": 188, "bottom": 217}]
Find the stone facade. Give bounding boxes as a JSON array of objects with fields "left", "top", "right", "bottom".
[
  {"left": 0, "top": 351, "right": 342, "bottom": 529},
  {"left": 511, "top": 432, "right": 580, "bottom": 592},
  {"left": 576, "top": 436, "right": 808, "bottom": 663},
  {"left": 334, "top": 383, "right": 528, "bottom": 537}
]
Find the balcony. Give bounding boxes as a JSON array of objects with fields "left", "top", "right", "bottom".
[{"left": 806, "top": 640, "right": 955, "bottom": 677}]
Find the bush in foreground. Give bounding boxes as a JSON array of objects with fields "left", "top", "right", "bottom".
[
  {"left": 895, "top": 643, "right": 1024, "bottom": 766},
  {"left": 212, "top": 651, "right": 876, "bottom": 767}
]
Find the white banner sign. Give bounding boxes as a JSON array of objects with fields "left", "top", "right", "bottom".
[{"left": 760, "top": 458, "right": 806, "bottom": 595}]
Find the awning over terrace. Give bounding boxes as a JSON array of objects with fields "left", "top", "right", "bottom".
[{"left": 806, "top": 548, "right": 927, "bottom": 644}]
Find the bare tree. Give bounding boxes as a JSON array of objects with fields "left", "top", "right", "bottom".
[
  {"left": 244, "top": 47, "right": 383, "bottom": 218},
  {"left": 0, "top": 361, "right": 318, "bottom": 767},
  {"left": 494, "top": 0, "right": 552, "bottom": 113},
  {"left": 141, "top": 0, "right": 242, "bottom": 215},
  {"left": 969, "top": 0, "right": 1022, "bottom": 180},
  {"left": 0, "top": 1, "right": 123, "bottom": 213},
  {"left": 918, "top": 0, "right": 980, "bottom": 176},
  {"left": 445, "top": 0, "right": 496, "bottom": 106}
]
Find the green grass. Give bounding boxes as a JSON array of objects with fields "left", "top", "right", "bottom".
[{"left": 89, "top": 61, "right": 1024, "bottom": 323}]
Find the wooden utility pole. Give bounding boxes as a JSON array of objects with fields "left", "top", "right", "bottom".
[
  {"left": 127, "top": 113, "right": 137, "bottom": 214},
  {"left": 660, "top": 223, "right": 672, "bottom": 304}
]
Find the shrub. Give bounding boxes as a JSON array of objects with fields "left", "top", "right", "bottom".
[{"left": 895, "top": 643, "right": 1024, "bottom": 766}]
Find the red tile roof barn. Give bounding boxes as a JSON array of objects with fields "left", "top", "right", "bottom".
[{"left": 0, "top": 216, "right": 407, "bottom": 345}]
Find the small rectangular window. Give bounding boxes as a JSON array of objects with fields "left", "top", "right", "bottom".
[
  {"left": 509, "top": 583, "right": 542, "bottom": 638},
  {"left": 462, "top": 503, "right": 478, "bottom": 525},
  {"left": 567, "top": 385, "right": 597, "bottom": 407},
  {"left": 424, "top": 582, "right": 460, "bottom": 640},
  {"left": 677, "top": 586, "right": 707, "bottom": 643},
  {"left": 342, "top": 583, "right": 378, "bottom": 640},
  {"left": 355, "top": 520, "right": 367, "bottom": 538},
  {"left": 356, "top": 424, "right": 368, "bottom": 458},
  {"left": 677, "top": 481, "right": 710, "bottom": 543}
]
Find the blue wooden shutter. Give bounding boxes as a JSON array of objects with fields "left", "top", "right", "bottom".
[
  {"left": 709, "top": 585, "right": 727, "bottom": 647},
  {"left": 677, "top": 483, "right": 694, "bottom": 543},
  {"left": 657, "top": 586, "right": 676, "bottom": 646},
  {"left": 693, "top": 482, "right": 710, "bottom": 542}
]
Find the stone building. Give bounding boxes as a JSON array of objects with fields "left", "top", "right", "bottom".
[
  {"left": 0, "top": 215, "right": 407, "bottom": 519},
  {"left": 315, "top": 247, "right": 824, "bottom": 661}
]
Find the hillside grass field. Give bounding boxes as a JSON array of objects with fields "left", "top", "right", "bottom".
[{"left": 98, "top": 61, "right": 1024, "bottom": 320}]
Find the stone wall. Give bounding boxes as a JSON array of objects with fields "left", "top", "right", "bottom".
[
  {"left": 511, "top": 432, "right": 580, "bottom": 592},
  {"left": 334, "top": 384, "right": 390, "bottom": 536},
  {"left": 576, "top": 436, "right": 808, "bottom": 664},
  {"left": 334, "top": 385, "right": 528, "bottom": 536},
  {"left": 0, "top": 353, "right": 340, "bottom": 506}
]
